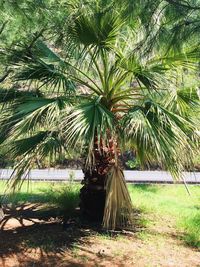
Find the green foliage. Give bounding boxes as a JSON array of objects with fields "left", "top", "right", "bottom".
[
  {"left": 0, "top": 181, "right": 80, "bottom": 219},
  {"left": 68, "top": 7, "right": 123, "bottom": 50},
  {"left": 42, "top": 183, "right": 80, "bottom": 218},
  {"left": 126, "top": 159, "right": 140, "bottom": 169}
]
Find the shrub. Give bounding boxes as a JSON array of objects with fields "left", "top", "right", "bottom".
[{"left": 43, "top": 183, "right": 80, "bottom": 221}]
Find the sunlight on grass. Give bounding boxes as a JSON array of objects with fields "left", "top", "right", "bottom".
[
  {"left": 129, "top": 184, "right": 200, "bottom": 215},
  {"left": 129, "top": 184, "right": 200, "bottom": 248},
  {"left": 0, "top": 181, "right": 81, "bottom": 203}
]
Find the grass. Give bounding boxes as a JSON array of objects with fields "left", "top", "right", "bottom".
[
  {"left": 0, "top": 181, "right": 80, "bottom": 223},
  {"left": 129, "top": 184, "right": 200, "bottom": 248},
  {"left": 0, "top": 181, "right": 199, "bottom": 248},
  {"left": 0, "top": 181, "right": 81, "bottom": 204},
  {"left": 42, "top": 184, "right": 80, "bottom": 221}
]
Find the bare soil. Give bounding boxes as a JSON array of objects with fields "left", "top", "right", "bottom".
[{"left": 0, "top": 204, "right": 199, "bottom": 267}]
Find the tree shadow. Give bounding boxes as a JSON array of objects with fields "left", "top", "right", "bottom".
[
  {"left": 0, "top": 199, "right": 147, "bottom": 266},
  {"left": 0, "top": 203, "right": 134, "bottom": 266},
  {"left": 0, "top": 203, "right": 58, "bottom": 230},
  {"left": 0, "top": 204, "right": 100, "bottom": 266}
]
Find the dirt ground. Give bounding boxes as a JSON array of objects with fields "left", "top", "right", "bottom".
[{"left": 0, "top": 204, "right": 199, "bottom": 267}]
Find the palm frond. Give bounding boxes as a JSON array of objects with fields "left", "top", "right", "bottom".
[
  {"left": 0, "top": 96, "right": 69, "bottom": 143},
  {"left": 165, "top": 87, "right": 200, "bottom": 116},
  {"left": 68, "top": 7, "right": 123, "bottom": 52},
  {"left": 0, "top": 88, "right": 41, "bottom": 104},
  {"left": 61, "top": 97, "right": 117, "bottom": 165},
  {"left": 15, "top": 60, "right": 75, "bottom": 94},
  {"left": 6, "top": 130, "right": 66, "bottom": 190},
  {"left": 121, "top": 99, "right": 195, "bottom": 178},
  {"left": 103, "top": 165, "right": 133, "bottom": 230}
]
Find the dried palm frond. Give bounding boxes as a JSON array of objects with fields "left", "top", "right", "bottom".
[
  {"left": 0, "top": 205, "right": 4, "bottom": 221},
  {"left": 103, "top": 165, "right": 133, "bottom": 230}
]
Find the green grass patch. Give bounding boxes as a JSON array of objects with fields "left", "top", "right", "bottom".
[
  {"left": 0, "top": 181, "right": 80, "bottom": 204},
  {"left": 180, "top": 213, "right": 200, "bottom": 248},
  {"left": 129, "top": 184, "right": 200, "bottom": 248}
]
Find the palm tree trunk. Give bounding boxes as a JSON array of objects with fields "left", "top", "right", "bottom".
[
  {"left": 80, "top": 139, "right": 114, "bottom": 222},
  {"left": 80, "top": 139, "right": 134, "bottom": 229},
  {"left": 80, "top": 153, "right": 111, "bottom": 221}
]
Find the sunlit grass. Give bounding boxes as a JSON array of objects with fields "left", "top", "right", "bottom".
[{"left": 129, "top": 184, "right": 200, "bottom": 248}]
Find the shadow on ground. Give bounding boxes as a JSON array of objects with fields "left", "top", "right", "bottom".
[
  {"left": 0, "top": 204, "right": 97, "bottom": 266},
  {"left": 0, "top": 203, "right": 144, "bottom": 266}
]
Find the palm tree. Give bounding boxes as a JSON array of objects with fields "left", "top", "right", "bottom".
[{"left": 0, "top": 1, "right": 199, "bottom": 229}]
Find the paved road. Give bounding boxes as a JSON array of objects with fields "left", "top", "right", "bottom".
[{"left": 0, "top": 169, "right": 200, "bottom": 184}]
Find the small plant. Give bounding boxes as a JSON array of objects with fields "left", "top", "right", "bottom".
[
  {"left": 69, "top": 171, "right": 75, "bottom": 183},
  {"left": 126, "top": 159, "right": 140, "bottom": 170},
  {"left": 44, "top": 183, "right": 80, "bottom": 224}
]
